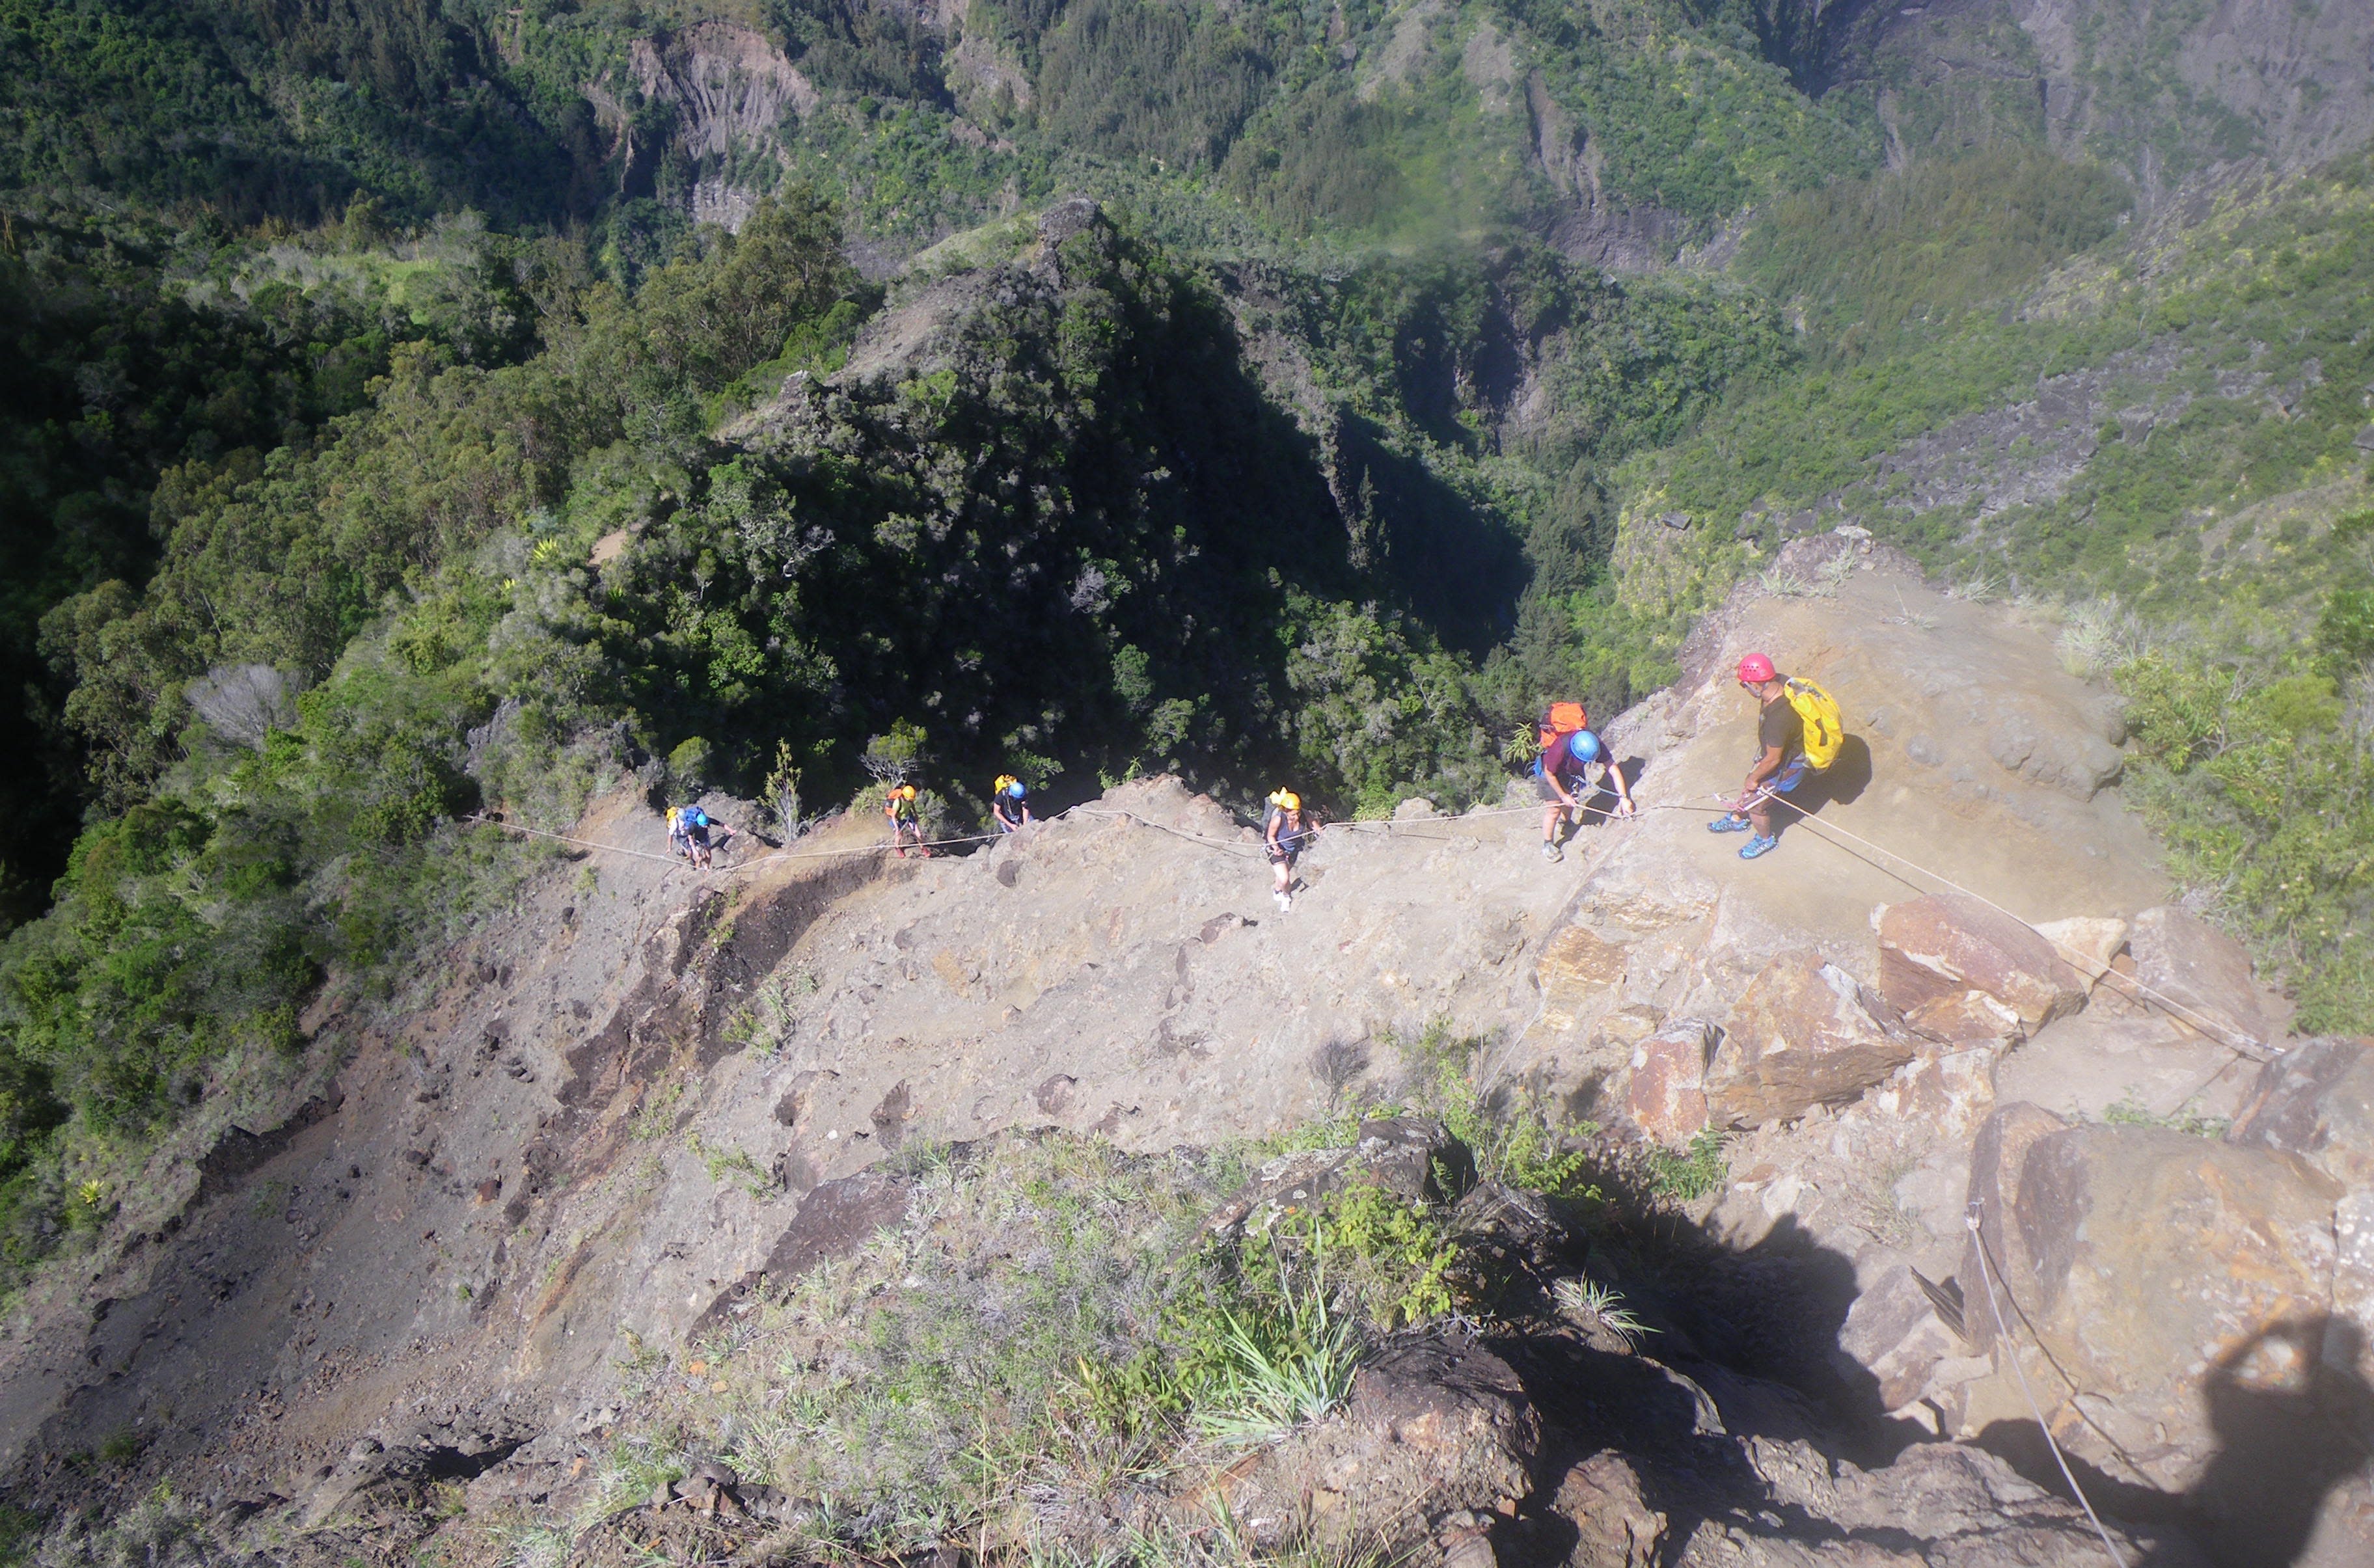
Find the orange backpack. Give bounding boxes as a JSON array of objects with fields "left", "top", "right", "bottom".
[{"left": 1537, "top": 701, "right": 1588, "bottom": 750}]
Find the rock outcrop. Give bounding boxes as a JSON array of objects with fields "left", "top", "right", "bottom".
[
  {"left": 1875, "top": 893, "right": 2086, "bottom": 1033},
  {"left": 1708, "top": 951, "right": 1917, "bottom": 1128},
  {"left": 2127, "top": 903, "right": 2276, "bottom": 1050}
]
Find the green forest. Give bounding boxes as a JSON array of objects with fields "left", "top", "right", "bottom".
[{"left": 0, "top": 0, "right": 2367, "bottom": 1299}]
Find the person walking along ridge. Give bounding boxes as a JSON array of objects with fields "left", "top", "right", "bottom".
[{"left": 1264, "top": 791, "right": 1318, "bottom": 912}]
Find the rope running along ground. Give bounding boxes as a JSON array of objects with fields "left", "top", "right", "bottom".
[
  {"left": 477, "top": 776, "right": 2269, "bottom": 1061},
  {"left": 1965, "top": 1203, "right": 2132, "bottom": 1568}
]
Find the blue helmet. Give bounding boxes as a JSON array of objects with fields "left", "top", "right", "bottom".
[
  {"left": 1005, "top": 779, "right": 1027, "bottom": 798},
  {"left": 1566, "top": 731, "right": 1602, "bottom": 763}
]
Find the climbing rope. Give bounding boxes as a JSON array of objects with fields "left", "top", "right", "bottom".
[
  {"left": 474, "top": 775, "right": 2279, "bottom": 1064},
  {"left": 1965, "top": 1202, "right": 2131, "bottom": 1568}
]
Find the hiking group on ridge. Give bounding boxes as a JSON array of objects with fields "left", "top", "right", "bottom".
[{"left": 657, "top": 651, "right": 1844, "bottom": 889}]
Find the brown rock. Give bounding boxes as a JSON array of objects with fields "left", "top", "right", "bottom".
[
  {"left": 1202, "top": 1118, "right": 1467, "bottom": 1240},
  {"left": 1874, "top": 895, "right": 2084, "bottom": 1032},
  {"left": 2229, "top": 1035, "right": 2374, "bottom": 1187},
  {"left": 1836, "top": 1265, "right": 1964, "bottom": 1413},
  {"left": 2335, "top": 1188, "right": 2374, "bottom": 1390},
  {"left": 2032, "top": 915, "right": 2129, "bottom": 986},
  {"left": 1707, "top": 951, "right": 1917, "bottom": 1128},
  {"left": 1623, "top": 1020, "right": 1713, "bottom": 1148},
  {"left": 2006, "top": 1126, "right": 2341, "bottom": 1487},
  {"left": 1861, "top": 1043, "right": 1999, "bottom": 1137},
  {"left": 1549, "top": 1451, "right": 1666, "bottom": 1567},
  {"left": 1535, "top": 926, "right": 1630, "bottom": 1032},
  {"left": 1954, "top": 1102, "right": 2069, "bottom": 1357},
  {"left": 1902, "top": 989, "right": 2023, "bottom": 1048},
  {"left": 2127, "top": 905, "right": 2269, "bottom": 1050},
  {"left": 1199, "top": 1337, "right": 1539, "bottom": 1550}
]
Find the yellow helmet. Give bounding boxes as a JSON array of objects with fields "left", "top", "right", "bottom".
[
  {"left": 899, "top": 784, "right": 917, "bottom": 800},
  {"left": 1274, "top": 791, "right": 1301, "bottom": 811}
]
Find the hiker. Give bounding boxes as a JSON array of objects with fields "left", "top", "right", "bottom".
[
  {"left": 1535, "top": 727, "right": 1635, "bottom": 862},
  {"left": 1707, "top": 652, "right": 1842, "bottom": 860},
  {"left": 991, "top": 774, "right": 1034, "bottom": 833},
  {"left": 1263, "top": 790, "right": 1318, "bottom": 913},
  {"left": 674, "top": 804, "right": 723, "bottom": 870},
  {"left": 666, "top": 805, "right": 692, "bottom": 862},
  {"left": 885, "top": 784, "right": 925, "bottom": 858}
]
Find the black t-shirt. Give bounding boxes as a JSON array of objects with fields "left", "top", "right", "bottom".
[{"left": 1758, "top": 694, "right": 1803, "bottom": 761}]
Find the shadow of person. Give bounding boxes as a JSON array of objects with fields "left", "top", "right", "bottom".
[
  {"left": 2140, "top": 1316, "right": 2374, "bottom": 1567},
  {"left": 1576, "top": 757, "right": 1647, "bottom": 826}
]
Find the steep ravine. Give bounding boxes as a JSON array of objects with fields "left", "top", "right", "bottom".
[{"left": 3, "top": 544, "right": 2366, "bottom": 1565}]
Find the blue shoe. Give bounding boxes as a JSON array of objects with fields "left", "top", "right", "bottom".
[
  {"left": 1707, "top": 815, "right": 1751, "bottom": 834},
  {"left": 1739, "top": 834, "right": 1779, "bottom": 859}
]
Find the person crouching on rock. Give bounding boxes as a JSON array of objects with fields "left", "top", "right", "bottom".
[
  {"left": 1536, "top": 728, "right": 1635, "bottom": 862},
  {"left": 1708, "top": 652, "right": 1806, "bottom": 860},
  {"left": 1264, "top": 790, "right": 1317, "bottom": 913},
  {"left": 992, "top": 774, "right": 1033, "bottom": 833}
]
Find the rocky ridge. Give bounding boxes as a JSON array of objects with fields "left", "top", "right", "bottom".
[{"left": 3, "top": 551, "right": 2368, "bottom": 1564}]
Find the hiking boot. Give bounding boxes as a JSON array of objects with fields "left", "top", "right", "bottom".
[
  {"left": 1738, "top": 834, "right": 1780, "bottom": 859},
  {"left": 1540, "top": 841, "right": 1562, "bottom": 863},
  {"left": 1274, "top": 891, "right": 1292, "bottom": 913},
  {"left": 1707, "top": 814, "right": 1751, "bottom": 833}
]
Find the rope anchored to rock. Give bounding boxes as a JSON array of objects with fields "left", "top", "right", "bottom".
[{"left": 1965, "top": 1200, "right": 2131, "bottom": 1568}]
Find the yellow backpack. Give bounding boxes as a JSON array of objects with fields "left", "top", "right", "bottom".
[{"left": 1784, "top": 677, "right": 1844, "bottom": 770}]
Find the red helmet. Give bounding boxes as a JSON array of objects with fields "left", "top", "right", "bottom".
[{"left": 1737, "top": 652, "right": 1777, "bottom": 684}]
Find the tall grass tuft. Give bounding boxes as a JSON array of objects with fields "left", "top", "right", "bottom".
[{"left": 1192, "top": 1256, "right": 1363, "bottom": 1448}]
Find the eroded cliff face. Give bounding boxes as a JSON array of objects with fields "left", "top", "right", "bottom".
[{"left": 584, "top": 23, "right": 819, "bottom": 230}]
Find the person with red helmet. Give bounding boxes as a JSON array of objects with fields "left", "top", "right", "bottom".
[{"left": 1708, "top": 651, "right": 1807, "bottom": 859}]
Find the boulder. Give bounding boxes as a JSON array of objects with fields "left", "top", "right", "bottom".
[
  {"left": 1903, "top": 988, "right": 2024, "bottom": 1048},
  {"left": 1955, "top": 1102, "right": 2069, "bottom": 1357},
  {"left": 2004, "top": 1126, "right": 2342, "bottom": 1487},
  {"left": 2334, "top": 1188, "right": 2374, "bottom": 1390},
  {"left": 1200, "top": 1336, "right": 1538, "bottom": 1548},
  {"left": 1707, "top": 951, "right": 1917, "bottom": 1128},
  {"left": 1203, "top": 1118, "right": 1469, "bottom": 1239},
  {"left": 1836, "top": 1265, "right": 1965, "bottom": 1414},
  {"left": 1623, "top": 1020, "right": 1714, "bottom": 1148},
  {"left": 2032, "top": 915, "right": 2129, "bottom": 986},
  {"left": 1549, "top": 1452, "right": 1667, "bottom": 1567},
  {"left": 1742, "top": 1437, "right": 2190, "bottom": 1564},
  {"left": 2125, "top": 904, "right": 2269, "bottom": 1050},
  {"left": 1858, "top": 1043, "right": 2000, "bottom": 1139},
  {"left": 1874, "top": 895, "right": 2084, "bottom": 1032},
  {"left": 2228, "top": 1035, "right": 2374, "bottom": 1187}
]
